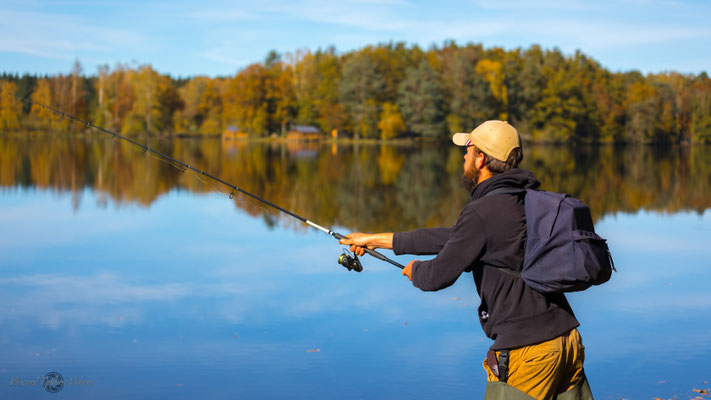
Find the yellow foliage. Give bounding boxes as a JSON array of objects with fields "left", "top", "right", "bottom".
[
  {"left": 378, "top": 102, "right": 407, "bottom": 139},
  {"left": 475, "top": 59, "right": 508, "bottom": 119},
  {"left": 30, "top": 79, "right": 57, "bottom": 130},
  {"left": 0, "top": 81, "right": 22, "bottom": 131}
]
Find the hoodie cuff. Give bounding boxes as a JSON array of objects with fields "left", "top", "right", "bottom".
[
  {"left": 392, "top": 231, "right": 414, "bottom": 255},
  {"left": 410, "top": 260, "right": 424, "bottom": 288}
]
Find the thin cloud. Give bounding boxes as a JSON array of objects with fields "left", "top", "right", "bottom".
[
  {"left": 0, "top": 8, "right": 145, "bottom": 60},
  {"left": 531, "top": 20, "right": 711, "bottom": 49},
  {"left": 185, "top": 8, "right": 257, "bottom": 21},
  {"left": 472, "top": 0, "right": 598, "bottom": 10}
]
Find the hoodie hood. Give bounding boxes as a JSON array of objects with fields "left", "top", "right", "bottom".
[{"left": 471, "top": 168, "right": 540, "bottom": 200}]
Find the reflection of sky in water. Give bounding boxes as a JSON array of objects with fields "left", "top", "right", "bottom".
[{"left": 1, "top": 189, "right": 709, "bottom": 399}]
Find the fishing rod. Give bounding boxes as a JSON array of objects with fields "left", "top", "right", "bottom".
[{"left": 10, "top": 93, "right": 405, "bottom": 271}]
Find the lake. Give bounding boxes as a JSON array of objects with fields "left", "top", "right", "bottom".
[{"left": 1, "top": 133, "right": 710, "bottom": 399}]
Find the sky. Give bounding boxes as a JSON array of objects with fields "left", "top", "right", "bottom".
[{"left": 1, "top": 0, "right": 709, "bottom": 77}]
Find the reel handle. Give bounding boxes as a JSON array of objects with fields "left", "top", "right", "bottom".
[{"left": 332, "top": 233, "right": 405, "bottom": 269}]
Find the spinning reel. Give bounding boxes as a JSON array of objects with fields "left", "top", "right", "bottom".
[{"left": 338, "top": 249, "right": 363, "bottom": 272}]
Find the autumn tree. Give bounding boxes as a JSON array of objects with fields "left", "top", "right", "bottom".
[
  {"left": 93, "top": 64, "right": 111, "bottom": 128},
  {"left": 0, "top": 81, "right": 22, "bottom": 131},
  {"left": 689, "top": 73, "right": 711, "bottom": 143},
  {"left": 377, "top": 102, "right": 406, "bottom": 139},
  {"left": 528, "top": 49, "right": 586, "bottom": 142},
  {"left": 264, "top": 51, "right": 295, "bottom": 135},
  {"left": 289, "top": 50, "right": 320, "bottom": 127},
  {"left": 196, "top": 78, "right": 224, "bottom": 134},
  {"left": 122, "top": 66, "right": 182, "bottom": 134},
  {"left": 30, "top": 79, "right": 58, "bottom": 130},
  {"left": 224, "top": 64, "right": 268, "bottom": 136},
  {"left": 313, "top": 48, "right": 347, "bottom": 134},
  {"left": 173, "top": 76, "right": 210, "bottom": 133}
]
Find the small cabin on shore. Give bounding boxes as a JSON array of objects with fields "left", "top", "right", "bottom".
[
  {"left": 222, "top": 125, "right": 248, "bottom": 139},
  {"left": 286, "top": 125, "right": 321, "bottom": 140}
]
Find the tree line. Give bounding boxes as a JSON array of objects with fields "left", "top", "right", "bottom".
[{"left": 1, "top": 42, "right": 710, "bottom": 143}]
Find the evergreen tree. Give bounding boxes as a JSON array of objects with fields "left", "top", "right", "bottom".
[
  {"left": 339, "top": 52, "right": 385, "bottom": 139},
  {"left": 397, "top": 60, "right": 446, "bottom": 138}
]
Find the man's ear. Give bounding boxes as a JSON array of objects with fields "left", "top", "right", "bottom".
[{"left": 475, "top": 151, "right": 486, "bottom": 169}]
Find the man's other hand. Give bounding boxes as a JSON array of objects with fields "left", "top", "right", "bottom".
[{"left": 402, "top": 260, "right": 418, "bottom": 281}]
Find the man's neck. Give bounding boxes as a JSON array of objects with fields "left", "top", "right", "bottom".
[{"left": 477, "top": 168, "right": 493, "bottom": 184}]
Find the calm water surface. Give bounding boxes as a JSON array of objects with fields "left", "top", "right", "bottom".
[{"left": 1, "top": 134, "right": 710, "bottom": 399}]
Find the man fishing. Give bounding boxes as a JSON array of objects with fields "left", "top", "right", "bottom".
[{"left": 339, "top": 120, "right": 591, "bottom": 399}]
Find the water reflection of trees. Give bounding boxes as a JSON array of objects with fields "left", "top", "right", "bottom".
[{"left": 1, "top": 134, "right": 709, "bottom": 232}]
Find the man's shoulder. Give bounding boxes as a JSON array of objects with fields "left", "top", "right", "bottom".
[
  {"left": 459, "top": 197, "right": 490, "bottom": 222},
  {"left": 466, "top": 190, "right": 511, "bottom": 209}
]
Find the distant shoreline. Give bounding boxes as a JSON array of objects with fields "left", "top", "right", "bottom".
[{"left": 3, "top": 130, "right": 706, "bottom": 146}]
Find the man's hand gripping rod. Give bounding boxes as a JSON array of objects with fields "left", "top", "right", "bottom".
[{"left": 302, "top": 220, "right": 405, "bottom": 270}]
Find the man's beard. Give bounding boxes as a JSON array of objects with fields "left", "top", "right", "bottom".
[{"left": 462, "top": 166, "right": 480, "bottom": 193}]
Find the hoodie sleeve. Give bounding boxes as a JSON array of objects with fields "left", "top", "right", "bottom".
[
  {"left": 411, "top": 203, "right": 486, "bottom": 291},
  {"left": 392, "top": 227, "right": 453, "bottom": 255}
]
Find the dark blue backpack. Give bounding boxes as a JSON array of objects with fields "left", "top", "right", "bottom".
[{"left": 486, "top": 188, "right": 615, "bottom": 293}]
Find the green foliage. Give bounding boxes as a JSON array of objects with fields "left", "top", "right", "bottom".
[
  {"left": 397, "top": 60, "right": 446, "bottom": 138},
  {"left": 440, "top": 44, "right": 495, "bottom": 133},
  {"left": 338, "top": 51, "right": 386, "bottom": 139}
]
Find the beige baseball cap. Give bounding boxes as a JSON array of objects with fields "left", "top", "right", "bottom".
[{"left": 452, "top": 120, "right": 521, "bottom": 162}]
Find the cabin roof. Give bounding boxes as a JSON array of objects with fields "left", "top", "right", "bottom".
[{"left": 291, "top": 125, "right": 320, "bottom": 134}]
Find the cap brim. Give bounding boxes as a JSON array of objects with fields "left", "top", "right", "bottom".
[{"left": 452, "top": 133, "right": 471, "bottom": 146}]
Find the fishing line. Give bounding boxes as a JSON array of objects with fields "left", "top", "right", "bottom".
[{"left": 9, "top": 93, "right": 405, "bottom": 270}]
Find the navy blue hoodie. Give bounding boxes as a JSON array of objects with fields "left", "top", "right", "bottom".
[{"left": 393, "top": 168, "right": 579, "bottom": 350}]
